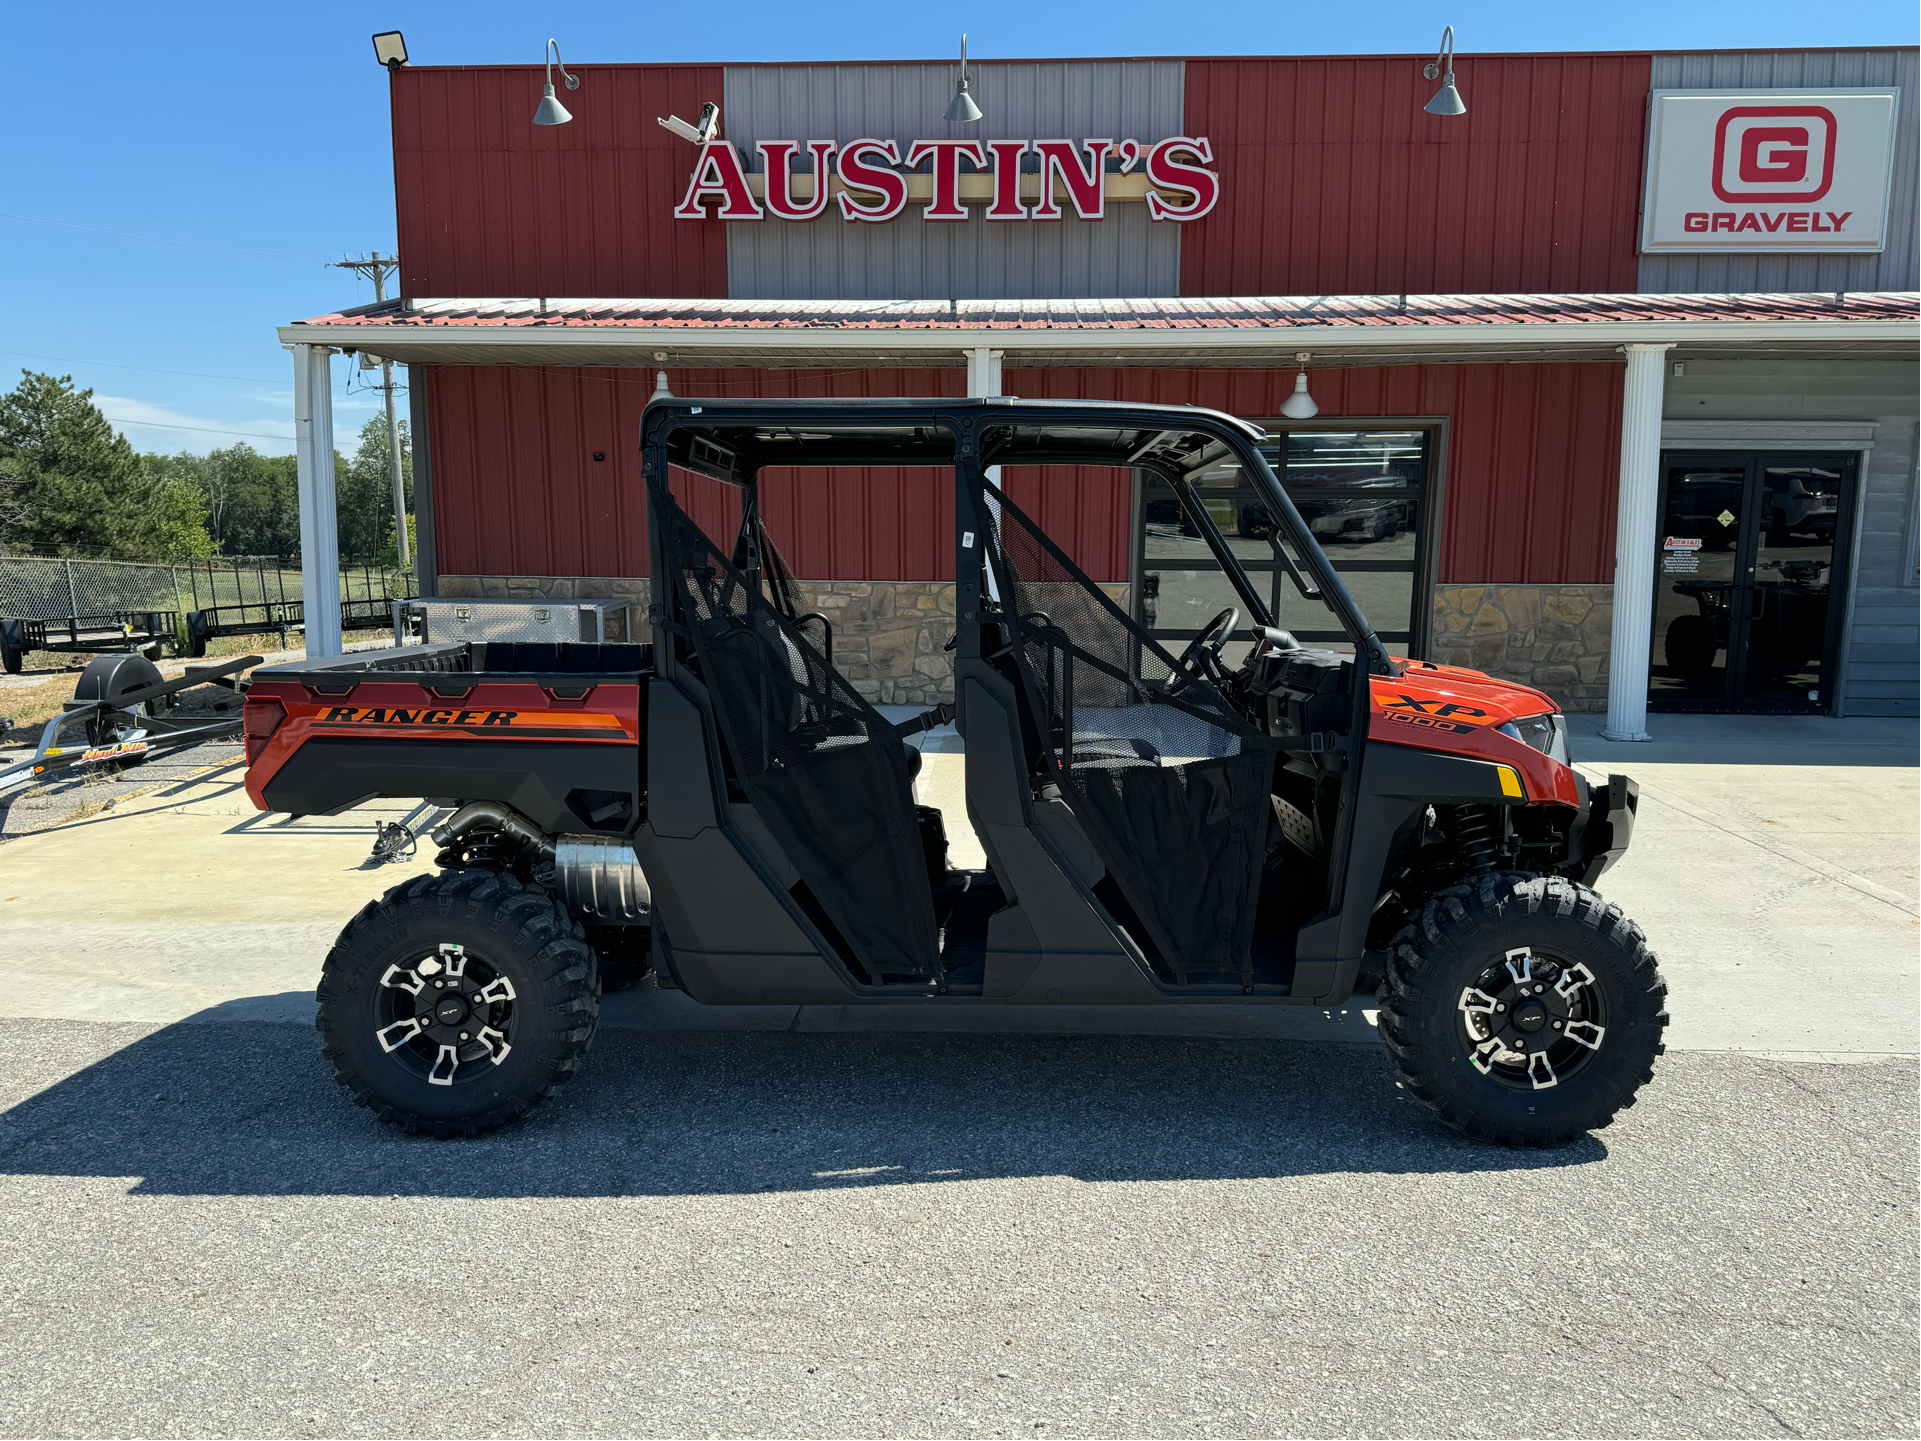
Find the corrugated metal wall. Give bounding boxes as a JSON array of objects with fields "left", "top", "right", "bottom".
[
  {"left": 721, "top": 62, "right": 1184, "bottom": 300},
  {"left": 390, "top": 65, "right": 730, "bottom": 298},
  {"left": 1637, "top": 48, "right": 1920, "bottom": 294},
  {"left": 430, "top": 362, "right": 1623, "bottom": 587},
  {"left": 1177, "top": 54, "right": 1652, "bottom": 296}
]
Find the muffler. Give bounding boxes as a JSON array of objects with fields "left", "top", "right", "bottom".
[{"left": 553, "top": 835, "right": 652, "bottom": 923}]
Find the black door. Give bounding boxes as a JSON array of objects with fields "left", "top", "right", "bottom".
[{"left": 1650, "top": 451, "right": 1858, "bottom": 714}]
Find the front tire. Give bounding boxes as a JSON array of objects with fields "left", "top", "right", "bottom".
[
  {"left": 317, "top": 870, "right": 600, "bottom": 1137},
  {"left": 1378, "top": 874, "right": 1667, "bottom": 1145}
]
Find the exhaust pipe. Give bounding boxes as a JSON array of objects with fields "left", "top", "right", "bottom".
[
  {"left": 429, "top": 804, "right": 650, "bottom": 922},
  {"left": 430, "top": 801, "right": 555, "bottom": 860}
]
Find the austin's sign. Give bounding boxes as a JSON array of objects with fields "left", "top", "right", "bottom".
[
  {"left": 1640, "top": 89, "right": 1900, "bottom": 254},
  {"left": 674, "top": 137, "right": 1220, "bottom": 223}
]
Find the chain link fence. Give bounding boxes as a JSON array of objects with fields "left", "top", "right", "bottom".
[{"left": 0, "top": 556, "right": 414, "bottom": 625}]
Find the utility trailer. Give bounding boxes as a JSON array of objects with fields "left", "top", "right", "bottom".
[
  {"left": 0, "top": 611, "right": 177, "bottom": 674},
  {"left": 0, "top": 651, "right": 259, "bottom": 798},
  {"left": 244, "top": 397, "right": 1665, "bottom": 1145}
]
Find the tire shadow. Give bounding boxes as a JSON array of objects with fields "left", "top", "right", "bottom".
[{"left": 0, "top": 1013, "right": 1609, "bottom": 1197}]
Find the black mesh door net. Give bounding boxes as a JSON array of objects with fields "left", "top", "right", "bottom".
[
  {"left": 983, "top": 482, "right": 1273, "bottom": 985},
  {"left": 657, "top": 496, "right": 940, "bottom": 979}
]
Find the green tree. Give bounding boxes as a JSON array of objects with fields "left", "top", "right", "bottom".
[
  {"left": 339, "top": 413, "right": 412, "bottom": 563},
  {"left": 0, "top": 370, "right": 213, "bottom": 560},
  {"left": 191, "top": 443, "right": 303, "bottom": 559}
]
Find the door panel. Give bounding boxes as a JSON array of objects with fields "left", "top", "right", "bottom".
[
  {"left": 1743, "top": 461, "right": 1848, "bottom": 708},
  {"left": 1650, "top": 462, "right": 1746, "bottom": 707}
]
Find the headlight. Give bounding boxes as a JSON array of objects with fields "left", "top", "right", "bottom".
[{"left": 1499, "top": 712, "right": 1568, "bottom": 764}]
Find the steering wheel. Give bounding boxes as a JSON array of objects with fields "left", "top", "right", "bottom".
[{"left": 1169, "top": 606, "right": 1239, "bottom": 692}]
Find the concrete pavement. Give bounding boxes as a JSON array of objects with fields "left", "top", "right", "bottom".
[{"left": 0, "top": 713, "right": 1914, "bottom": 1438}]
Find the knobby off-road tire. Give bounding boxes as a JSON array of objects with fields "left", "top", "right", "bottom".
[
  {"left": 1377, "top": 873, "right": 1668, "bottom": 1146},
  {"left": 317, "top": 870, "right": 600, "bottom": 1137}
]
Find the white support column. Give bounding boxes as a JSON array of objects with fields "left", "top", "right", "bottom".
[
  {"left": 1602, "top": 342, "right": 1675, "bottom": 741},
  {"left": 965, "top": 347, "right": 1004, "bottom": 398},
  {"left": 291, "top": 344, "right": 344, "bottom": 659}
]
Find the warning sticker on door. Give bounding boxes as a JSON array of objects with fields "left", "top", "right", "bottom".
[
  {"left": 1716, "top": 510, "right": 1737, "bottom": 527},
  {"left": 1663, "top": 536, "right": 1703, "bottom": 550}
]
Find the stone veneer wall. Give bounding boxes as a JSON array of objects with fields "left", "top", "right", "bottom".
[
  {"left": 1428, "top": 584, "right": 1614, "bottom": 712},
  {"left": 437, "top": 576, "right": 1128, "bottom": 707}
]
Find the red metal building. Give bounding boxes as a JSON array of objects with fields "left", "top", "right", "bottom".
[{"left": 284, "top": 44, "right": 1919, "bottom": 724}]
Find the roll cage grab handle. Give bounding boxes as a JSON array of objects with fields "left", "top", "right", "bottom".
[{"left": 637, "top": 404, "right": 1396, "bottom": 678}]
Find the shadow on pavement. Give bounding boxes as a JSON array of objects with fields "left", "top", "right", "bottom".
[{"left": 0, "top": 1011, "right": 1606, "bottom": 1197}]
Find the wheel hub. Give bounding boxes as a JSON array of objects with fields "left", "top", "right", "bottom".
[
  {"left": 1456, "top": 947, "right": 1606, "bottom": 1091},
  {"left": 374, "top": 944, "right": 518, "bottom": 1086}
]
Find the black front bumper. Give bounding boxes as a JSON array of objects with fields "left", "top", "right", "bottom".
[{"left": 1570, "top": 772, "right": 1638, "bottom": 885}]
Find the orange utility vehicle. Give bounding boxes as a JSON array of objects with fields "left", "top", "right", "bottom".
[{"left": 244, "top": 399, "right": 1665, "bottom": 1144}]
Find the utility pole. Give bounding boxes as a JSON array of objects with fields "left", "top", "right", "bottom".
[{"left": 330, "top": 251, "right": 410, "bottom": 569}]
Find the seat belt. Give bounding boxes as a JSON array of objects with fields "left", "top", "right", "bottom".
[{"left": 894, "top": 703, "right": 956, "bottom": 739}]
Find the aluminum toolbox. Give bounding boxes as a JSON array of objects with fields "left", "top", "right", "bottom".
[{"left": 392, "top": 597, "right": 641, "bottom": 646}]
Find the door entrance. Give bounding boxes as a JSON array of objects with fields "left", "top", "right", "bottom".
[{"left": 1649, "top": 451, "right": 1858, "bottom": 714}]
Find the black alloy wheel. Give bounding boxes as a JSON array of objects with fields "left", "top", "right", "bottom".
[
  {"left": 1377, "top": 873, "right": 1668, "bottom": 1146},
  {"left": 317, "top": 870, "right": 600, "bottom": 1137}
]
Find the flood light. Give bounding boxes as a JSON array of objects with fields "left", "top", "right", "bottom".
[{"left": 371, "top": 31, "right": 408, "bottom": 68}]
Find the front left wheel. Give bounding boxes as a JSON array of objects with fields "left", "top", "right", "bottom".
[
  {"left": 317, "top": 870, "right": 600, "bottom": 1137},
  {"left": 1377, "top": 873, "right": 1668, "bottom": 1146}
]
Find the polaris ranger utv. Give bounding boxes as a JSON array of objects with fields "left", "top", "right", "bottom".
[{"left": 244, "top": 398, "right": 1665, "bottom": 1145}]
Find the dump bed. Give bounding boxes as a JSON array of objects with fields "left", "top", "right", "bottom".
[{"left": 242, "top": 640, "right": 651, "bottom": 834}]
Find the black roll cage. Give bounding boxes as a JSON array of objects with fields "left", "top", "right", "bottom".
[{"left": 637, "top": 395, "right": 1394, "bottom": 679}]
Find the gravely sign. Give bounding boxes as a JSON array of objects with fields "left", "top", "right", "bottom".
[{"left": 675, "top": 137, "right": 1220, "bottom": 223}]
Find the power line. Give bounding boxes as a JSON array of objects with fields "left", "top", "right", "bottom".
[
  {"left": 0, "top": 348, "right": 287, "bottom": 386},
  {"left": 103, "top": 416, "right": 293, "bottom": 439},
  {"left": 0, "top": 210, "right": 327, "bottom": 262}
]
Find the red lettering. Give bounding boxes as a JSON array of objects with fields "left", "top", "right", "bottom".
[
  {"left": 1786, "top": 213, "right": 1810, "bottom": 231},
  {"left": 757, "top": 140, "right": 836, "bottom": 221},
  {"left": 836, "top": 138, "right": 908, "bottom": 222},
  {"left": 1739, "top": 126, "right": 1808, "bottom": 184},
  {"left": 985, "top": 140, "right": 1029, "bottom": 221},
  {"left": 1711, "top": 213, "right": 1737, "bottom": 232},
  {"left": 673, "top": 141, "right": 764, "bottom": 221},
  {"left": 1811, "top": 213, "right": 1831, "bottom": 232},
  {"left": 1684, "top": 212, "right": 1710, "bottom": 233},
  {"left": 1735, "top": 212, "right": 1763, "bottom": 232},
  {"left": 906, "top": 139, "right": 987, "bottom": 221},
  {"left": 1031, "top": 139, "right": 1111, "bottom": 221},
  {"left": 1761, "top": 212, "right": 1787, "bottom": 232},
  {"left": 1827, "top": 211, "right": 1852, "bottom": 230},
  {"left": 1145, "top": 137, "right": 1220, "bottom": 222}
]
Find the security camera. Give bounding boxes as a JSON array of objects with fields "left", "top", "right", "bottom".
[{"left": 657, "top": 101, "right": 720, "bottom": 145}]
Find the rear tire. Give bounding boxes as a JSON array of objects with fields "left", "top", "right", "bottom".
[
  {"left": 2, "top": 647, "right": 20, "bottom": 674},
  {"left": 1378, "top": 873, "right": 1668, "bottom": 1146},
  {"left": 1664, "top": 614, "right": 1718, "bottom": 676},
  {"left": 317, "top": 870, "right": 600, "bottom": 1137}
]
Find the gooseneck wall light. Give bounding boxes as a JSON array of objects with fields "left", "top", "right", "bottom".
[
  {"left": 945, "top": 35, "right": 984, "bottom": 123},
  {"left": 1279, "top": 353, "right": 1320, "bottom": 419},
  {"left": 534, "top": 39, "right": 581, "bottom": 126},
  {"left": 1423, "top": 27, "right": 1466, "bottom": 116}
]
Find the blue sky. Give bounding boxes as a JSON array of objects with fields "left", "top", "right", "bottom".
[{"left": 3, "top": 0, "right": 1913, "bottom": 458}]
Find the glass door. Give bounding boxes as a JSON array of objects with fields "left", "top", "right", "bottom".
[{"left": 1649, "top": 452, "right": 1857, "bottom": 714}]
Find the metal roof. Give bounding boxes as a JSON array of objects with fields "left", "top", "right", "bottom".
[{"left": 283, "top": 292, "right": 1920, "bottom": 370}]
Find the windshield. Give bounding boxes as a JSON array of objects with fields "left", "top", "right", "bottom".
[{"left": 1147, "top": 434, "right": 1389, "bottom": 671}]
